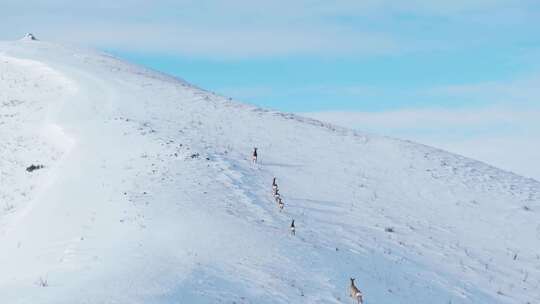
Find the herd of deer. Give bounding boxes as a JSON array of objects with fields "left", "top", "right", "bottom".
[
  {"left": 253, "top": 148, "right": 364, "bottom": 303},
  {"left": 271, "top": 177, "right": 294, "bottom": 235}
]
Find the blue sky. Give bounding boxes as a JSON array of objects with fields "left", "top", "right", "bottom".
[
  {"left": 1, "top": 0, "right": 539, "bottom": 178},
  {"left": 108, "top": 46, "right": 538, "bottom": 112}
]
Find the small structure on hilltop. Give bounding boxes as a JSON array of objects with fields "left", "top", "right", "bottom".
[{"left": 22, "top": 33, "right": 38, "bottom": 41}]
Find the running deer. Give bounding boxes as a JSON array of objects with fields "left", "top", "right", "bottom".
[
  {"left": 349, "top": 278, "right": 363, "bottom": 304},
  {"left": 274, "top": 193, "right": 282, "bottom": 206},
  {"left": 277, "top": 197, "right": 284, "bottom": 211},
  {"left": 273, "top": 187, "right": 280, "bottom": 197}
]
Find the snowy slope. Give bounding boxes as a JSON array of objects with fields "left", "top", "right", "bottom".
[{"left": 1, "top": 38, "right": 539, "bottom": 304}]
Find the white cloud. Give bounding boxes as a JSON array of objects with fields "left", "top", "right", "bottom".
[
  {"left": 305, "top": 107, "right": 540, "bottom": 181},
  {"left": 305, "top": 107, "right": 538, "bottom": 129},
  {"left": 0, "top": 1, "right": 402, "bottom": 58},
  {"left": 427, "top": 75, "right": 540, "bottom": 105},
  {"left": 0, "top": 0, "right": 536, "bottom": 58}
]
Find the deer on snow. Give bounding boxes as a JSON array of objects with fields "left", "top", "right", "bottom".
[
  {"left": 277, "top": 197, "right": 284, "bottom": 211},
  {"left": 349, "top": 278, "right": 363, "bottom": 304},
  {"left": 252, "top": 147, "right": 258, "bottom": 164},
  {"left": 274, "top": 193, "right": 282, "bottom": 207},
  {"left": 273, "top": 187, "right": 280, "bottom": 198}
]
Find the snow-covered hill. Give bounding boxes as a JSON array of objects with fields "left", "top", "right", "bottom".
[{"left": 1, "top": 38, "right": 539, "bottom": 304}]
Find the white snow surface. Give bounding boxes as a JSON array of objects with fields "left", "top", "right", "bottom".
[{"left": 1, "top": 39, "right": 539, "bottom": 304}]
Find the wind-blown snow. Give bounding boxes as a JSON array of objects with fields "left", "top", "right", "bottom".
[{"left": 1, "top": 39, "right": 539, "bottom": 304}]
